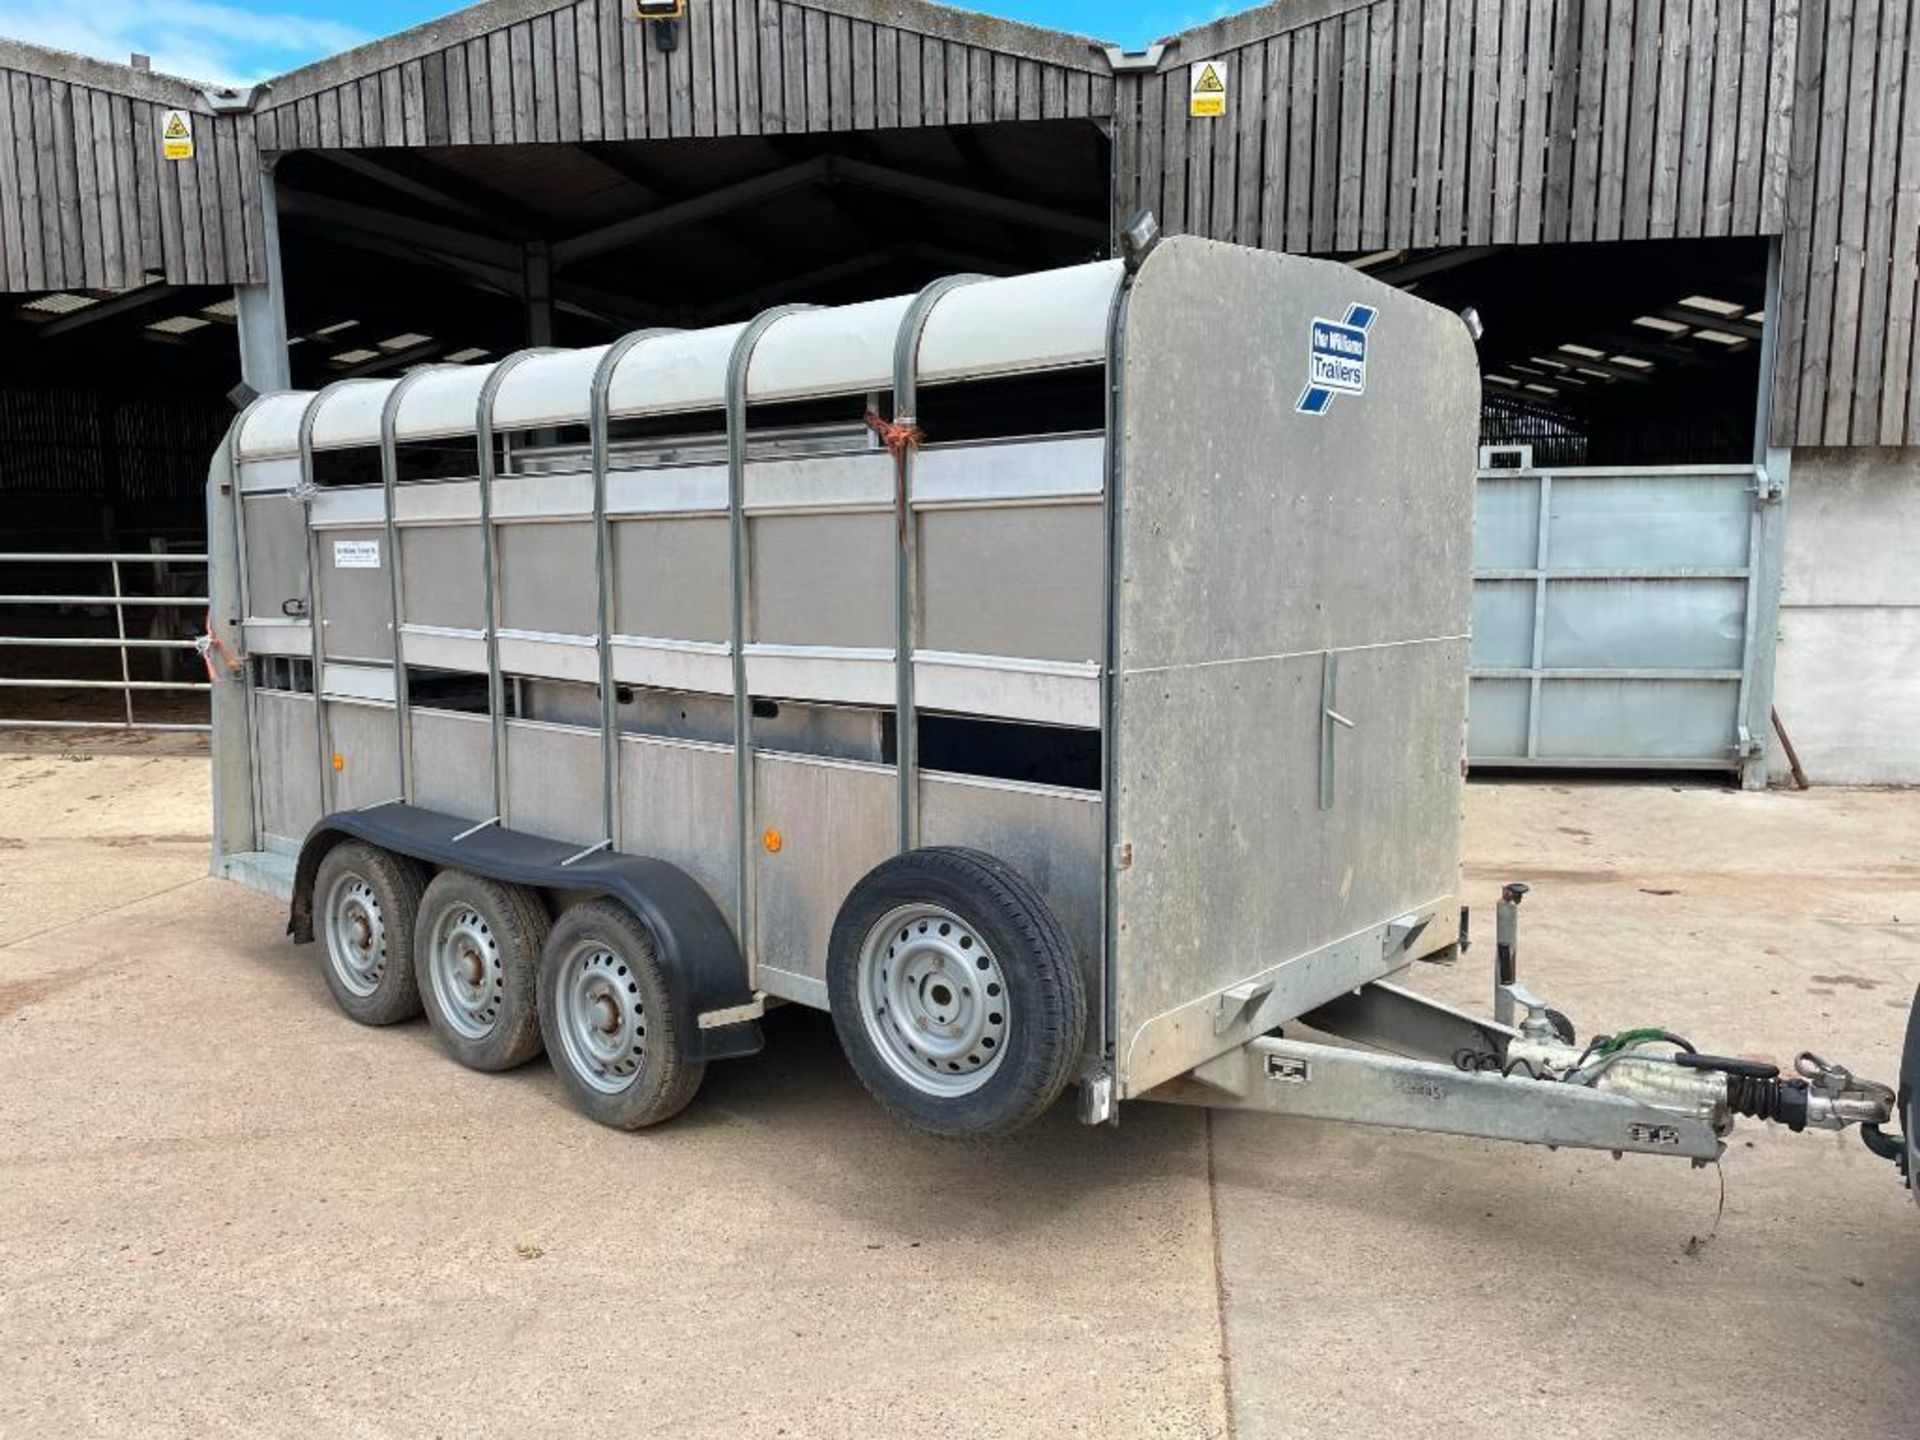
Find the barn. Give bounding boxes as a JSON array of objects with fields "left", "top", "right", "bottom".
[{"left": 0, "top": 0, "right": 1913, "bottom": 784}]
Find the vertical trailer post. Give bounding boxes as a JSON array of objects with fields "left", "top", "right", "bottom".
[
  {"left": 296, "top": 381, "right": 368, "bottom": 817},
  {"left": 724, "top": 307, "right": 814, "bottom": 969},
  {"left": 885, "top": 276, "right": 983, "bottom": 852},
  {"left": 224, "top": 396, "right": 276, "bottom": 857},
  {"left": 377, "top": 367, "right": 453, "bottom": 806},
  {"left": 471, "top": 351, "right": 554, "bottom": 834},
  {"left": 584, "top": 330, "right": 678, "bottom": 856},
  {"left": 1091, "top": 262, "right": 1142, "bottom": 1121}
]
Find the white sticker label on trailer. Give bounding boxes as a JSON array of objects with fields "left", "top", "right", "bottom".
[
  {"left": 1295, "top": 303, "right": 1380, "bottom": 416},
  {"left": 333, "top": 539, "right": 381, "bottom": 569}
]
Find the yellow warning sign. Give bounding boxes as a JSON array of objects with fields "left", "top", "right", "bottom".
[
  {"left": 1190, "top": 60, "right": 1229, "bottom": 119},
  {"left": 161, "top": 109, "right": 194, "bottom": 162}
]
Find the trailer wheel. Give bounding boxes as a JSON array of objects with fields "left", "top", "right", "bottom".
[
  {"left": 314, "top": 841, "right": 425, "bottom": 1026},
  {"left": 415, "top": 869, "right": 548, "bottom": 1072},
  {"left": 827, "top": 847, "right": 1085, "bottom": 1139},
  {"left": 537, "top": 900, "right": 706, "bottom": 1129}
]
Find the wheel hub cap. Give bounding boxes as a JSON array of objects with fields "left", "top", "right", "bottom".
[
  {"left": 552, "top": 942, "right": 648, "bottom": 1095},
  {"left": 323, "top": 872, "right": 388, "bottom": 999},
  {"left": 428, "top": 906, "right": 503, "bottom": 1040},
  {"left": 857, "top": 904, "right": 1008, "bottom": 1097}
]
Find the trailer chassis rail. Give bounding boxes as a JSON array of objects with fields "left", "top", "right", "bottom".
[{"left": 1150, "top": 1032, "right": 1728, "bottom": 1161}]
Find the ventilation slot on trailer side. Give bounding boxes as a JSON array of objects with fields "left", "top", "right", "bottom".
[
  {"left": 394, "top": 440, "right": 484, "bottom": 483},
  {"left": 912, "top": 366, "right": 1106, "bottom": 444},
  {"left": 252, "top": 656, "right": 315, "bottom": 694},
  {"left": 309, "top": 446, "right": 383, "bottom": 488},
  {"left": 405, "top": 666, "right": 511, "bottom": 717},
  {"left": 917, "top": 714, "right": 1101, "bottom": 792}
]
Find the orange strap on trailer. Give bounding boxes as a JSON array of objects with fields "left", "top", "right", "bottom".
[
  {"left": 864, "top": 410, "right": 924, "bottom": 542},
  {"left": 196, "top": 609, "right": 246, "bottom": 683}
]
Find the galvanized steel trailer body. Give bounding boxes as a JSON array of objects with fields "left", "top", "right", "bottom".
[{"left": 205, "top": 238, "right": 1914, "bottom": 1190}]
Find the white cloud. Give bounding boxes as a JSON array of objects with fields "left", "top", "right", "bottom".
[{"left": 1, "top": 1, "right": 368, "bottom": 86}]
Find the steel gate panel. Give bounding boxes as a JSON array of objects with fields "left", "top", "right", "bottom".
[{"left": 1469, "top": 448, "right": 1781, "bottom": 773}]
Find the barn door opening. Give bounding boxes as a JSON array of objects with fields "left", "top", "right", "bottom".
[{"left": 1359, "top": 237, "right": 1782, "bottom": 783}]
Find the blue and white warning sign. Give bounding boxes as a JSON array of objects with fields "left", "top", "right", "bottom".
[{"left": 1296, "top": 302, "right": 1379, "bottom": 415}]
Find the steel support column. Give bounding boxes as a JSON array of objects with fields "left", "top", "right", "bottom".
[
  {"left": 234, "top": 160, "right": 292, "bottom": 393},
  {"left": 1743, "top": 236, "right": 1792, "bottom": 791}
]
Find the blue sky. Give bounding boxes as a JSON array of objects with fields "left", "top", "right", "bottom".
[{"left": 0, "top": 2, "right": 1236, "bottom": 86}]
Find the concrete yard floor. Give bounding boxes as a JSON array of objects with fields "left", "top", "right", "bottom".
[{"left": 1, "top": 753, "right": 1916, "bottom": 1438}]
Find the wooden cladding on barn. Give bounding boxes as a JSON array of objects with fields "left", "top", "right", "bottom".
[
  {"left": 1772, "top": 0, "right": 1920, "bottom": 447},
  {"left": 1111, "top": 0, "right": 1800, "bottom": 254},
  {"left": 10, "top": 0, "right": 1920, "bottom": 448},
  {"left": 0, "top": 57, "right": 266, "bottom": 292},
  {"left": 250, "top": 0, "right": 1112, "bottom": 152}
]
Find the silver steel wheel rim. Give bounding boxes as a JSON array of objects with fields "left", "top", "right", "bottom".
[
  {"left": 323, "top": 870, "right": 389, "bottom": 999},
  {"left": 427, "top": 902, "right": 504, "bottom": 1040},
  {"left": 551, "top": 939, "right": 648, "bottom": 1095},
  {"left": 856, "top": 903, "right": 1008, "bottom": 1097}
]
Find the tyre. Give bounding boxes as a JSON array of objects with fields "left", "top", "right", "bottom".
[
  {"left": 414, "top": 869, "right": 548, "bottom": 1072},
  {"left": 313, "top": 841, "right": 426, "bottom": 1026},
  {"left": 537, "top": 900, "right": 706, "bottom": 1129},
  {"left": 826, "top": 847, "right": 1086, "bottom": 1139}
]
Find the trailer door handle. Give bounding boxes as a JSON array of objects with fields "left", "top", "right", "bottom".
[{"left": 1319, "top": 650, "right": 1353, "bottom": 811}]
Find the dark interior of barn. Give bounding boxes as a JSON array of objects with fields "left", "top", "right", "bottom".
[{"left": 1360, "top": 236, "right": 1771, "bottom": 467}]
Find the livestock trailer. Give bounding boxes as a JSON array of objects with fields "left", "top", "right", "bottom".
[{"left": 207, "top": 234, "right": 1916, "bottom": 1189}]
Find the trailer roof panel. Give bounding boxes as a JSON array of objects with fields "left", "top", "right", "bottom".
[
  {"left": 235, "top": 260, "right": 1127, "bottom": 460},
  {"left": 747, "top": 297, "right": 918, "bottom": 406},
  {"left": 393, "top": 366, "right": 496, "bottom": 445},
  {"left": 604, "top": 322, "right": 754, "bottom": 423},
  {"left": 312, "top": 379, "right": 401, "bottom": 451},
  {"left": 918, "top": 262, "right": 1123, "bottom": 384},
  {"left": 492, "top": 346, "right": 617, "bottom": 434}
]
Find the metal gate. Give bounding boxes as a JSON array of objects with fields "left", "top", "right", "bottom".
[
  {"left": 0, "top": 549, "right": 212, "bottom": 734},
  {"left": 1468, "top": 446, "right": 1786, "bottom": 780}
]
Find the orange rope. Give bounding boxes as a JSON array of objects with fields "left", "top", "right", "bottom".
[
  {"left": 197, "top": 609, "right": 246, "bottom": 684},
  {"left": 864, "top": 408, "right": 924, "bottom": 459},
  {"left": 865, "top": 410, "right": 924, "bottom": 543}
]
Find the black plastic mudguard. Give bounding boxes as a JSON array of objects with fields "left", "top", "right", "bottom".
[{"left": 290, "top": 805, "right": 763, "bottom": 1064}]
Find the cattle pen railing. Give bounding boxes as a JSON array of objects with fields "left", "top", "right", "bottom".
[{"left": 0, "top": 550, "right": 213, "bottom": 734}]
